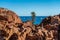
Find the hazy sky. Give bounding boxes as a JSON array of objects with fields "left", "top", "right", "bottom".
[{"left": 0, "top": 0, "right": 60, "bottom": 16}]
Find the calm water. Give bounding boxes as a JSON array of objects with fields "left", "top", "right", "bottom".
[{"left": 20, "top": 16, "right": 47, "bottom": 24}]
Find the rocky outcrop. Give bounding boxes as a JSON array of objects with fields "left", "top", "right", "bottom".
[
  {"left": 0, "top": 8, "right": 59, "bottom": 40},
  {"left": 0, "top": 8, "right": 22, "bottom": 23},
  {"left": 0, "top": 8, "right": 22, "bottom": 40},
  {"left": 39, "top": 15, "right": 59, "bottom": 40}
]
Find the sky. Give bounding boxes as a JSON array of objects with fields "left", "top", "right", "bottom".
[{"left": 0, "top": 0, "right": 60, "bottom": 16}]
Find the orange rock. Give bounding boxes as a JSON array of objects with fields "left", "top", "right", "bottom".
[
  {"left": 23, "top": 21, "right": 32, "bottom": 27},
  {"left": 0, "top": 8, "right": 22, "bottom": 23},
  {"left": 0, "top": 8, "right": 22, "bottom": 40}
]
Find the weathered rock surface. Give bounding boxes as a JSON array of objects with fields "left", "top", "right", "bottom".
[
  {"left": 0, "top": 8, "right": 59, "bottom": 40},
  {"left": 40, "top": 15, "right": 59, "bottom": 40},
  {"left": 0, "top": 8, "right": 22, "bottom": 40},
  {"left": 0, "top": 8, "right": 22, "bottom": 23}
]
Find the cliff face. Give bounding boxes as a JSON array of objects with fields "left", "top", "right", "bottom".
[{"left": 0, "top": 8, "right": 59, "bottom": 40}]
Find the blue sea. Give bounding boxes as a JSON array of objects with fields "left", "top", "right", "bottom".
[{"left": 20, "top": 16, "right": 47, "bottom": 24}]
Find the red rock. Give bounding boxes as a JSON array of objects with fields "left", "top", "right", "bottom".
[
  {"left": 0, "top": 8, "right": 22, "bottom": 40},
  {"left": 0, "top": 8, "right": 59, "bottom": 40},
  {"left": 0, "top": 8, "right": 22, "bottom": 23},
  {"left": 23, "top": 21, "right": 32, "bottom": 27}
]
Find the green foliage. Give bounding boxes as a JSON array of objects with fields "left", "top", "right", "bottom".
[{"left": 31, "top": 12, "right": 36, "bottom": 24}]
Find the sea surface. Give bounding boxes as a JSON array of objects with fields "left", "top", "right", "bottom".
[{"left": 20, "top": 16, "right": 47, "bottom": 24}]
